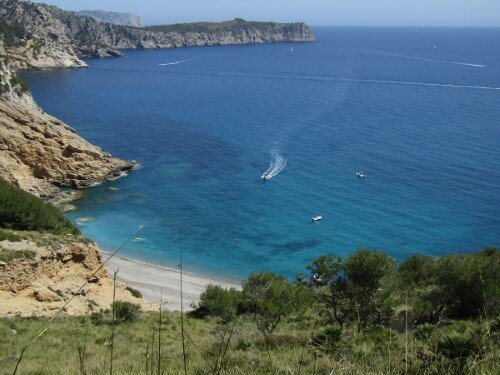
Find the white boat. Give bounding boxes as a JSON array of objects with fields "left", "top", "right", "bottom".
[
  {"left": 261, "top": 173, "right": 270, "bottom": 180},
  {"left": 356, "top": 171, "right": 365, "bottom": 178},
  {"left": 311, "top": 216, "right": 322, "bottom": 222}
]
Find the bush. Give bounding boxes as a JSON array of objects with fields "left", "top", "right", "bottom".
[
  {"left": 311, "top": 324, "right": 342, "bottom": 352},
  {"left": 236, "top": 338, "right": 253, "bottom": 351},
  {"left": 414, "top": 323, "right": 435, "bottom": 340},
  {"left": 9, "top": 75, "right": 29, "bottom": 92},
  {"left": 196, "top": 284, "right": 240, "bottom": 322},
  {"left": 242, "top": 272, "right": 314, "bottom": 337},
  {"left": 112, "top": 301, "right": 140, "bottom": 323},
  {"left": 0, "top": 229, "right": 21, "bottom": 242},
  {"left": 398, "top": 254, "right": 436, "bottom": 288},
  {"left": 344, "top": 249, "right": 395, "bottom": 331},
  {"left": 90, "top": 311, "right": 105, "bottom": 325},
  {"left": 436, "top": 332, "right": 477, "bottom": 360},
  {"left": 0, "top": 178, "right": 79, "bottom": 235},
  {"left": 419, "top": 249, "right": 500, "bottom": 321},
  {"left": 0, "top": 248, "right": 35, "bottom": 263},
  {"left": 126, "top": 286, "right": 142, "bottom": 298},
  {"left": 0, "top": 19, "right": 27, "bottom": 47}
]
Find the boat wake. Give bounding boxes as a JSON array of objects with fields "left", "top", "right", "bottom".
[
  {"left": 159, "top": 58, "right": 196, "bottom": 66},
  {"left": 374, "top": 50, "right": 486, "bottom": 68},
  {"left": 261, "top": 149, "right": 287, "bottom": 180}
]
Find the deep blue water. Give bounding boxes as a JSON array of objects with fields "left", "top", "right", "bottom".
[{"left": 22, "top": 27, "right": 500, "bottom": 280}]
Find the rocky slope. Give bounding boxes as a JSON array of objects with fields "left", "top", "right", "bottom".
[
  {"left": 77, "top": 9, "right": 144, "bottom": 27},
  {"left": 0, "top": 0, "right": 87, "bottom": 70},
  {"left": 0, "top": 0, "right": 314, "bottom": 69},
  {"left": 0, "top": 234, "right": 154, "bottom": 317},
  {"left": 0, "top": 40, "right": 135, "bottom": 199}
]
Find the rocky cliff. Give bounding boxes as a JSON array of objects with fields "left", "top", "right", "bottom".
[
  {"left": 77, "top": 9, "right": 144, "bottom": 27},
  {"left": 0, "top": 40, "right": 135, "bottom": 199},
  {"left": 0, "top": 0, "right": 87, "bottom": 70},
  {"left": 0, "top": 0, "right": 315, "bottom": 69}
]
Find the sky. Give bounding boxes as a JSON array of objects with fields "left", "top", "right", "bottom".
[{"left": 36, "top": 0, "right": 500, "bottom": 27}]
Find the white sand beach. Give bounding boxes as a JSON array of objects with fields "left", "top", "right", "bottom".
[{"left": 102, "top": 252, "right": 241, "bottom": 311}]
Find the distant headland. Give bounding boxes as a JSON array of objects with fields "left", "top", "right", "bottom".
[{"left": 0, "top": 0, "right": 315, "bottom": 70}]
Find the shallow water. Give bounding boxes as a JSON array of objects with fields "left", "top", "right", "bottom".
[{"left": 22, "top": 27, "right": 500, "bottom": 279}]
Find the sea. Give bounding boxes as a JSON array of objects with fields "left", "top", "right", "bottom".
[{"left": 21, "top": 27, "right": 500, "bottom": 280}]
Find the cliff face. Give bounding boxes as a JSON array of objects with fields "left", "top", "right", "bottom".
[
  {"left": 76, "top": 9, "right": 144, "bottom": 27},
  {"left": 0, "top": 40, "right": 135, "bottom": 199},
  {"left": 0, "top": 98, "right": 136, "bottom": 198},
  {"left": 0, "top": 0, "right": 315, "bottom": 69},
  {"left": 0, "top": 0, "right": 87, "bottom": 70}
]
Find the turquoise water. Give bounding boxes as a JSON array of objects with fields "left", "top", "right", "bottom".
[{"left": 22, "top": 27, "right": 500, "bottom": 280}]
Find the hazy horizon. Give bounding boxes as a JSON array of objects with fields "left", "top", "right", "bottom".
[{"left": 35, "top": 0, "right": 500, "bottom": 27}]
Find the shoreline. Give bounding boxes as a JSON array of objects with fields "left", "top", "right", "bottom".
[{"left": 101, "top": 251, "right": 241, "bottom": 311}]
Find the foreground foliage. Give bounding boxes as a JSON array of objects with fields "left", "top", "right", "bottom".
[
  {"left": 1, "top": 310, "right": 497, "bottom": 374},
  {"left": 0, "top": 178, "right": 79, "bottom": 235}
]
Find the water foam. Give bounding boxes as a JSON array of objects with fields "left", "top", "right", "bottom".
[{"left": 262, "top": 149, "right": 287, "bottom": 180}]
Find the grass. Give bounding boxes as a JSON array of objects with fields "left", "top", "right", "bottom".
[
  {"left": 0, "top": 312, "right": 497, "bottom": 374},
  {"left": 0, "top": 229, "right": 21, "bottom": 242},
  {"left": 0, "top": 248, "right": 36, "bottom": 263}
]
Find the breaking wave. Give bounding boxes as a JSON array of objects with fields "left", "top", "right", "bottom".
[{"left": 261, "top": 149, "right": 287, "bottom": 180}]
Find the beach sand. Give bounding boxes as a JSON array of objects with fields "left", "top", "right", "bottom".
[{"left": 102, "top": 252, "right": 241, "bottom": 311}]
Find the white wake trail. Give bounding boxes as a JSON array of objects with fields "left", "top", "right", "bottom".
[
  {"left": 159, "top": 58, "right": 196, "bottom": 66},
  {"left": 262, "top": 149, "right": 287, "bottom": 180},
  {"left": 375, "top": 50, "right": 486, "bottom": 68}
]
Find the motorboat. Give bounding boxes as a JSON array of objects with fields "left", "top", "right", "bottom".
[
  {"left": 356, "top": 171, "right": 365, "bottom": 178},
  {"left": 261, "top": 173, "right": 270, "bottom": 181},
  {"left": 311, "top": 216, "right": 323, "bottom": 222}
]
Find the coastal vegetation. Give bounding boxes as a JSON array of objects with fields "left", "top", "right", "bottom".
[
  {"left": 0, "top": 178, "right": 79, "bottom": 235},
  {"left": 0, "top": 18, "right": 26, "bottom": 47},
  {"left": 0, "top": 177, "right": 497, "bottom": 374},
  {"left": 2, "top": 246, "right": 498, "bottom": 374},
  {"left": 145, "top": 18, "right": 304, "bottom": 34}
]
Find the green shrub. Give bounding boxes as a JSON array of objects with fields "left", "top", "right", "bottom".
[
  {"left": 436, "top": 332, "right": 477, "bottom": 360},
  {"left": 0, "top": 248, "right": 36, "bottom": 263},
  {"left": 196, "top": 284, "right": 241, "bottom": 322},
  {"left": 311, "top": 324, "right": 342, "bottom": 352},
  {"left": 236, "top": 338, "right": 253, "bottom": 351},
  {"left": 242, "top": 272, "right": 314, "bottom": 337},
  {"left": 90, "top": 312, "right": 105, "bottom": 325},
  {"left": 414, "top": 323, "right": 435, "bottom": 340},
  {"left": 9, "top": 75, "right": 29, "bottom": 92},
  {"left": 490, "top": 316, "right": 500, "bottom": 333},
  {"left": 422, "top": 250, "right": 499, "bottom": 321},
  {"left": 112, "top": 301, "right": 140, "bottom": 323},
  {"left": 398, "top": 254, "right": 436, "bottom": 287},
  {"left": 126, "top": 286, "right": 142, "bottom": 298},
  {"left": 0, "top": 229, "right": 21, "bottom": 242},
  {"left": 0, "top": 178, "right": 79, "bottom": 235},
  {"left": 0, "top": 19, "right": 27, "bottom": 47}
]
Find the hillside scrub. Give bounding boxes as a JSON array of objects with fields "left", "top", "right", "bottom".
[
  {"left": 0, "top": 178, "right": 79, "bottom": 235},
  {"left": 1, "top": 246, "right": 498, "bottom": 373}
]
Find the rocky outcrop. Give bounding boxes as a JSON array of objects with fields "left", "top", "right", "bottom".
[
  {"left": 0, "top": 0, "right": 315, "bottom": 69},
  {"left": 0, "top": 97, "right": 136, "bottom": 199},
  {"left": 77, "top": 9, "right": 144, "bottom": 27},
  {"left": 1, "top": 39, "right": 135, "bottom": 199},
  {"left": 0, "top": 0, "right": 87, "bottom": 70},
  {"left": 0, "top": 41, "right": 36, "bottom": 106},
  {"left": 0, "top": 237, "right": 154, "bottom": 316}
]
